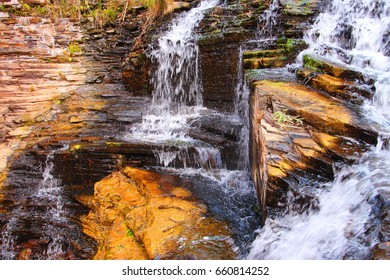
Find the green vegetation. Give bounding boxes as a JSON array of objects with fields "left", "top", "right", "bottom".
[
  {"left": 1, "top": 0, "right": 174, "bottom": 28},
  {"left": 126, "top": 227, "right": 135, "bottom": 238},
  {"left": 68, "top": 42, "right": 82, "bottom": 56},
  {"left": 273, "top": 109, "right": 303, "bottom": 128}
]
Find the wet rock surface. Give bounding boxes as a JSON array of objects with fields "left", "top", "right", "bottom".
[
  {"left": 250, "top": 80, "right": 375, "bottom": 213},
  {"left": 0, "top": 11, "right": 151, "bottom": 259},
  {"left": 82, "top": 167, "right": 236, "bottom": 260}
]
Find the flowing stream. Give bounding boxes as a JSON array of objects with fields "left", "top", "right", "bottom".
[{"left": 248, "top": 0, "right": 390, "bottom": 259}]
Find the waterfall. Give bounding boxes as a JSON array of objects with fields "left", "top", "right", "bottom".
[
  {"left": 235, "top": 46, "right": 251, "bottom": 171},
  {"left": 257, "top": 0, "right": 281, "bottom": 39},
  {"left": 249, "top": 0, "right": 390, "bottom": 259},
  {"left": 0, "top": 150, "right": 68, "bottom": 259},
  {"left": 125, "top": 0, "right": 222, "bottom": 169},
  {"left": 128, "top": 0, "right": 219, "bottom": 143},
  {"left": 37, "top": 152, "right": 67, "bottom": 259}
]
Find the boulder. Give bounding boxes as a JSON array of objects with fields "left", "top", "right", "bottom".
[
  {"left": 82, "top": 167, "right": 236, "bottom": 260},
  {"left": 250, "top": 80, "right": 375, "bottom": 220}
]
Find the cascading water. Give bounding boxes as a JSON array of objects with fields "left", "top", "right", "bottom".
[
  {"left": 126, "top": 0, "right": 222, "bottom": 169},
  {"left": 257, "top": 0, "right": 281, "bottom": 39},
  {"left": 126, "top": 0, "right": 259, "bottom": 254},
  {"left": 235, "top": 46, "right": 251, "bottom": 171},
  {"left": 248, "top": 0, "right": 390, "bottom": 259},
  {"left": 0, "top": 146, "right": 96, "bottom": 260},
  {"left": 1, "top": 150, "right": 68, "bottom": 259}
]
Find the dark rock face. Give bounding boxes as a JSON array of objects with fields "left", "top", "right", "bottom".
[
  {"left": 197, "top": 1, "right": 266, "bottom": 112},
  {"left": 199, "top": 42, "right": 242, "bottom": 112}
]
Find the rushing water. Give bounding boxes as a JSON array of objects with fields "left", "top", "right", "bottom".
[
  {"left": 125, "top": 0, "right": 224, "bottom": 169},
  {"left": 257, "top": 0, "right": 281, "bottom": 39},
  {"left": 128, "top": 0, "right": 219, "bottom": 143},
  {"left": 248, "top": 0, "right": 390, "bottom": 259},
  {"left": 1, "top": 150, "right": 69, "bottom": 259},
  {"left": 126, "top": 0, "right": 258, "bottom": 253}
]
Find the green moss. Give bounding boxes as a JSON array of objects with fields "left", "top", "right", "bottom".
[
  {"left": 198, "top": 32, "right": 224, "bottom": 45},
  {"left": 282, "top": 0, "right": 315, "bottom": 16},
  {"left": 68, "top": 42, "right": 82, "bottom": 56},
  {"left": 126, "top": 228, "right": 135, "bottom": 238},
  {"left": 303, "top": 53, "right": 324, "bottom": 70},
  {"left": 243, "top": 49, "right": 285, "bottom": 59},
  {"left": 106, "top": 141, "right": 122, "bottom": 147}
]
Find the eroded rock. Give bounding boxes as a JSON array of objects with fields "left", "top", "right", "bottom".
[
  {"left": 250, "top": 80, "right": 375, "bottom": 218},
  {"left": 82, "top": 167, "right": 236, "bottom": 260}
]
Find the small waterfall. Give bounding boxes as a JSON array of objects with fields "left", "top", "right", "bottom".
[
  {"left": 0, "top": 218, "right": 16, "bottom": 259},
  {"left": 257, "top": 0, "right": 281, "bottom": 39},
  {"left": 235, "top": 46, "right": 251, "bottom": 171},
  {"left": 248, "top": 148, "right": 383, "bottom": 259},
  {"left": 37, "top": 152, "right": 67, "bottom": 259},
  {"left": 0, "top": 150, "right": 69, "bottom": 259},
  {"left": 127, "top": 1, "right": 259, "bottom": 254},
  {"left": 126, "top": 0, "right": 222, "bottom": 169},
  {"left": 128, "top": 0, "right": 219, "bottom": 142},
  {"left": 249, "top": 0, "right": 390, "bottom": 259}
]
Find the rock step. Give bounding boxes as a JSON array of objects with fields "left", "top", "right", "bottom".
[
  {"left": 302, "top": 53, "right": 374, "bottom": 83},
  {"left": 242, "top": 39, "right": 307, "bottom": 70},
  {"left": 243, "top": 49, "right": 285, "bottom": 59},
  {"left": 244, "top": 57, "right": 287, "bottom": 69},
  {"left": 250, "top": 80, "right": 376, "bottom": 217},
  {"left": 253, "top": 80, "right": 377, "bottom": 143},
  {"left": 297, "top": 67, "right": 374, "bottom": 103},
  {"left": 280, "top": 0, "right": 321, "bottom": 17}
]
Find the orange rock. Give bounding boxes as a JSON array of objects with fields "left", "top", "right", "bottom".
[{"left": 82, "top": 167, "right": 235, "bottom": 260}]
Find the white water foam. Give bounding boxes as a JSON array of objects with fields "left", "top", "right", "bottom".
[{"left": 125, "top": 0, "right": 222, "bottom": 168}]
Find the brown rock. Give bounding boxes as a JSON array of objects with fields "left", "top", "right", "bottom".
[
  {"left": 253, "top": 81, "right": 376, "bottom": 143},
  {"left": 82, "top": 167, "right": 236, "bottom": 260},
  {"left": 23, "top": 0, "right": 49, "bottom": 6},
  {"left": 250, "top": 80, "right": 377, "bottom": 219},
  {"left": 372, "top": 242, "right": 390, "bottom": 260}
]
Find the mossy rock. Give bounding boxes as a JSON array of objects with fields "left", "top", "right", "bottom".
[
  {"left": 243, "top": 49, "right": 286, "bottom": 59},
  {"left": 303, "top": 53, "right": 365, "bottom": 81},
  {"left": 280, "top": 0, "right": 319, "bottom": 16}
]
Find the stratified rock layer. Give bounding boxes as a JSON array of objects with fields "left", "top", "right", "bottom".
[{"left": 250, "top": 80, "right": 376, "bottom": 218}]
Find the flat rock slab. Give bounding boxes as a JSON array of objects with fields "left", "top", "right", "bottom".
[
  {"left": 250, "top": 80, "right": 375, "bottom": 217},
  {"left": 253, "top": 80, "right": 377, "bottom": 144}
]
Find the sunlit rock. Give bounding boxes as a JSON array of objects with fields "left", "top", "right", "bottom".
[{"left": 82, "top": 167, "right": 236, "bottom": 260}]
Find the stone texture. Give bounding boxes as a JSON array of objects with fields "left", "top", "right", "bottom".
[
  {"left": 250, "top": 80, "right": 375, "bottom": 217},
  {"left": 196, "top": 1, "right": 266, "bottom": 111},
  {"left": 372, "top": 242, "right": 390, "bottom": 260},
  {"left": 82, "top": 167, "right": 236, "bottom": 260}
]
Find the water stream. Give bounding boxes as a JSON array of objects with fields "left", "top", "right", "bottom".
[
  {"left": 248, "top": 0, "right": 390, "bottom": 259},
  {"left": 1, "top": 148, "right": 77, "bottom": 259}
]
